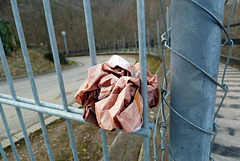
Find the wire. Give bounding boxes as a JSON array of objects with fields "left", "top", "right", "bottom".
[{"left": 153, "top": 0, "right": 235, "bottom": 160}]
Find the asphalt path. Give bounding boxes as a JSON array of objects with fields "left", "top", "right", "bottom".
[{"left": 0, "top": 55, "right": 136, "bottom": 145}]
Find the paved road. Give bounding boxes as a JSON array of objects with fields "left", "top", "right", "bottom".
[
  {"left": 0, "top": 55, "right": 136, "bottom": 146},
  {"left": 212, "top": 64, "right": 240, "bottom": 161}
]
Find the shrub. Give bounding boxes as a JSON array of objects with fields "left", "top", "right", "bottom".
[
  {"left": 0, "top": 19, "right": 19, "bottom": 56},
  {"left": 44, "top": 52, "right": 68, "bottom": 65},
  {"left": 0, "top": 19, "right": 11, "bottom": 56}
]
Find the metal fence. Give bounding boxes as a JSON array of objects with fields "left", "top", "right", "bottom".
[
  {"left": 153, "top": 0, "right": 235, "bottom": 160},
  {"left": 0, "top": 0, "right": 152, "bottom": 160},
  {"left": 1, "top": 0, "right": 235, "bottom": 160}
]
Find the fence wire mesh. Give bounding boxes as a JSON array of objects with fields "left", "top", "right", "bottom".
[
  {"left": 153, "top": 0, "right": 235, "bottom": 160},
  {"left": 0, "top": 0, "right": 236, "bottom": 160}
]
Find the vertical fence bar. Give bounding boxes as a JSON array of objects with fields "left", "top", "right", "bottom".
[
  {"left": 147, "top": 26, "right": 150, "bottom": 54},
  {"left": 166, "top": 6, "right": 169, "bottom": 44},
  {"left": 0, "top": 103, "right": 20, "bottom": 161},
  {"left": 83, "top": 0, "right": 109, "bottom": 161},
  {"left": 105, "top": 40, "right": 108, "bottom": 53},
  {"left": 62, "top": 31, "right": 69, "bottom": 57},
  {"left": 0, "top": 37, "right": 35, "bottom": 160},
  {"left": 122, "top": 35, "right": 125, "bottom": 53},
  {"left": 100, "top": 128, "right": 109, "bottom": 160},
  {"left": 83, "top": 0, "right": 97, "bottom": 65},
  {"left": 225, "top": 0, "right": 235, "bottom": 41},
  {"left": 10, "top": 0, "right": 40, "bottom": 105},
  {"left": 157, "top": 19, "right": 160, "bottom": 48},
  {"left": 42, "top": 0, "right": 79, "bottom": 160},
  {"left": 159, "top": 0, "right": 169, "bottom": 45},
  {"left": 169, "top": 0, "right": 225, "bottom": 160},
  {"left": 113, "top": 39, "right": 116, "bottom": 52},
  {"left": 83, "top": 0, "right": 97, "bottom": 66},
  {"left": 10, "top": 0, "right": 54, "bottom": 160},
  {"left": 137, "top": 0, "right": 149, "bottom": 160},
  {"left": 0, "top": 142, "right": 7, "bottom": 161},
  {"left": 0, "top": 39, "right": 20, "bottom": 161},
  {"left": 10, "top": 0, "right": 37, "bottom": 105}
]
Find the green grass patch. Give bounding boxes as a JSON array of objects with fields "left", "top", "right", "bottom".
[
  {"left": 126, "top": 54, "right": 161, "bottom": 74},
  {"left": 0, "top": 48, "right": 77, "bottom": 78}
]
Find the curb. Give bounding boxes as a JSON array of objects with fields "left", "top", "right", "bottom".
[{"left": 1, "top": 115, "right": 59, "bottom": 149}]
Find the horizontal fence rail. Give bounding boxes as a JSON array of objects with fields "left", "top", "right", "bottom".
[
  {"left": 1, "top": 0, "right": 236, "bottom": 160},
  {"left": 0, "top": 0, "right": 152, "bottom": 160}
]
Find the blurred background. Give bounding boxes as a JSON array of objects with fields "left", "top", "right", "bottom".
[{"left": 0, "top": 0, "right": 239, "bottom": 57}]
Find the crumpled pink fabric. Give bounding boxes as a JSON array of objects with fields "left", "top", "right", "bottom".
[{"left": 75, "top": 55, "right": 159, "bottom": 132}]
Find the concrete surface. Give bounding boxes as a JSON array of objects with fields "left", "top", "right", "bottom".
[
  {"left": 105, "top": 133, "right": 142, "bottom": 161},
  {"left": 212, "top": 64, "right": 240, "bottom": 160},
  {"left": 0, "top": 55, "right": 136, "bottom": 148},
  {"left": 107, "top": 63, "right": 240, "bottom": 161}
]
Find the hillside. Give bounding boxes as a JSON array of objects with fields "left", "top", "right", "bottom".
[
  {"left": 0, "top": 0, "right": 170, "bottom": 52},
  {"left": 0, "top": 0, "right": 239, "bottom": 57}
]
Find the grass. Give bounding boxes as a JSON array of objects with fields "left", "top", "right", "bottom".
[
  {"left": 1, "top": 118, "right": 118, "bottom": 161},
  {"left": 147, "top": 56, "right": 162, "bottom": 74},
  {"left": 0, "top": 54, "right": 161, "bottom": 161},
  {"left": 0, "top": 48, "right": 77, "bottom": 79},
  {"left": 120, "top": 53, "right": 162, "bottom": 74}
]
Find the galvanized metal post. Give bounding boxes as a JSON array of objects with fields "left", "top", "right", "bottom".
[
  {"left": 83, "top": 0, "right": 97, "bottom": 65},
  {"left": 134, "top": 32, "right": 137, "bottom": 53},
  {"left": 42, "top": 0, "right": 79, "bottom": 160},
  {"left": 122, "top": 35, "right": 125, "bottom": 53},
  {"left": 105, "top": 40, "right": 108, "bottom": 53},
  {"left": 0, "top": 38, "right": 34, "bottom": 161},
  {"left": 0, "top": 143, "right": 7, "bottom": 161},
  {"left": 147, "top": 26, "right": 150, "bottom": 55},
  {"left": 61, "top": 31, "right": 69, "bottom": 57},
  {"left": 159, "top": 0, "right": 169, "bottom": 46},
  {"left": 166, "top": 6, "right": 169, "bottom": 44},
  {"left": 113, "top": 39, "right": 116, "bottom": 52},
  {"left": 169, "top": 0, "right": 225, "bottom": 160},
  {"left": 137, "top": 0, "right": 150, "bottom": 160},
  {"left": 98, "top": 43, "right": 101, "bottom": 52},
  {"left": 157, "top": 19, "right": 160, "bottom": 48},
  {"left": 83, "top": 0, "right": 109, "bottom": 161},
  {"left": 10, "top": 0, "right": 54, "bottom": 159},
  {"left": 0, "top": 103, "right": 20, "bottom": 161}
]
